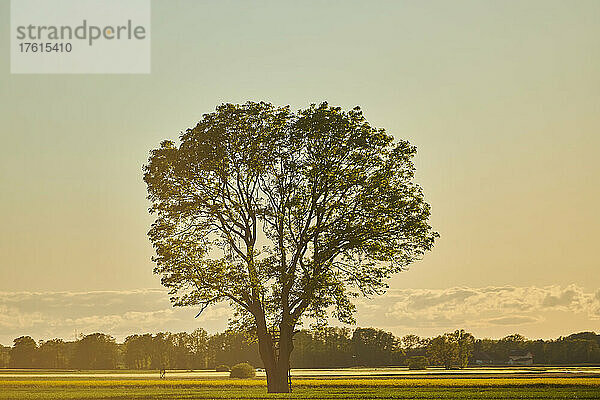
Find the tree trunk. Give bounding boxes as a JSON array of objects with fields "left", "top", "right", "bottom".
[
  {"left": 265, "top": 363, "right": 290, "bottom": 393},
  {"left": 251, "top": 299, "right": 295, "bottom": 393},
  {"left": 257, "top": 327, "right": 293, "bottom": 393}
]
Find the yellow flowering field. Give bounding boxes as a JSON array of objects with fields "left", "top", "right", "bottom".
[{"left": 1, "top": 377, "right": 599, "bottom": 389}]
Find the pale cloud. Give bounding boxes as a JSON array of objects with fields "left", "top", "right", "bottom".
[
  {"left": 1, "top": 285, "right": 599, "bottom": 345},
  {"left": 0, "top": 289, "right": 232, "bottom": 345},
  {"left": 485, "top": 316, "right": 541, "bottom": 326},
  {"left": 592, "top": 290, "right": 600, "bottom": 318},
  {"left": 353, "top": 285, "right": 600, "bottom": 336},
  {"left": 0, "top": 305, "right": 45, "bottom": 331}
]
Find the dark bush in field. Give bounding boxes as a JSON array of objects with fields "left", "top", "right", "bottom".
[
  {"left": 230, "top": 362, "right": 255, "bottom": 378},
  {"left": 407, "top": 356, "right": 428, "bottom": 370},
  {"left": 215, "top": 364, "right": 230, "bottom": 372}
]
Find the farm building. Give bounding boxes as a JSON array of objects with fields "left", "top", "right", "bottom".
[{"left": 507, "top": 351, "right": 534, "bottom": 365}]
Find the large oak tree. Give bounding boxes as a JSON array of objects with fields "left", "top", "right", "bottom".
[{"left": 144, "top": 102, "right": 437, "bottom": 392}]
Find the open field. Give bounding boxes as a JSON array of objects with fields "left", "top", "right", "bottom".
[
  {"left": 2, "top": 366, "right": 600, "bottom": 378},
  {"left": 2, "top": 386, "right": 600, "bottom": 400},
  {"left": 1, "top": 369, "right": 599, "bottom": 399}
]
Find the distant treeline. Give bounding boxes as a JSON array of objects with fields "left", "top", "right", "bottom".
[{"left": 1, "top": 328, "right": 599, "bottom": 370}]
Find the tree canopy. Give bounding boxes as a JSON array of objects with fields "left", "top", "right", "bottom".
[{"left": 143, "top": 101, "right": 437, "bottom": 392}]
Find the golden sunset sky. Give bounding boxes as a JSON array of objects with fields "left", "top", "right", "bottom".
[{"left": 1, "top": 0, "right": 599, "bottom": 344}]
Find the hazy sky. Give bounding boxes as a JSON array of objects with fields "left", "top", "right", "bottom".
[{"left": 1, "top": 0, "right": 599, "bottom": 345}]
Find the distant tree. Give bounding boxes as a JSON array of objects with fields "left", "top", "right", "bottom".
[
  {"left": 453, "top": 330, "right": 475, "bottom": 368},
  {"left": 124, "top": 335, "right": 144, "bottom": 369},
  {"left": 72, "top": 333, "right": 118, "bottom": 370},
  {"left": 288, "top": 331, "right": 315, "bottom": 368},
  {"left": 9, "top": 336, "right": 37, "bottom": 368},
  {"left": 291, "top": 327, "right": 353, "bottom": 368},
  {"left": 390, "top": 347, "right": 406, "bottom": 366},
  {"left": 565, "top": 332, "right": 600, "bottom": 345},
  {"left": 565, "top": 339, "right": 600, "bottom": 363},
  {"left": 402, "top": 334, "right": 429, "bottom": 358},
  {"left": 37, "top": 339, "right": 68, "bottom": 369},
  {"left": 546, "top": 339, "right": 569, "bottom": 364},
  {"left": 208, "top": 330, "right": 261, "bottom": 368},
  {"left": 427, "top": 335, "right": 457, "bottom": 369},
  {"left": 352, "top": 327, "right": 397, "bottom": 366},
  {"left": 4, "top": 329, "right": 600, "bottom": 369},
  {"left": 427, "top": 330, "right": 474, "bottom": 369},
  {"left": 170, "top": 332, "right": 193, "bottom": 369},
  {"left": 407, "top": 355, "right": 428, "bottom": 370},
  {"left": 316, "top": 327, "right": 353, "bottom": 367},
  {"left": 496, "top": 333, "right": 527, "bottom": 362},
  {"left": 0, "top": 345, "right": 10, "bottom": 368},
  {"left": 562, "top": 333, "right": 600, "bottom": 364},
  {"left": 188, "top": 328, "right": 210, "bottom": 369},
  {"left": 124, "top": 334, "right": 153, "bottom": 369},
  {"left": 402, "top": 334, "right": 422, "bottom": 351},
  {"left": 144, "top": 102, "right": 437, "bottom": 392},
  {"left": 149, "top": 332, "right": 175, "bottom": 370},
  {"left": 543, "top": 336, "right": 600, "bottom": 364},
  {"left": 527, "top": 339, "right": 547, "bottom": 364}
]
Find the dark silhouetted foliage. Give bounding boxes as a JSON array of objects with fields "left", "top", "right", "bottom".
[
  {"left": 407, "top": 356, "right": 428, "bottom": 370},
  {"left": 72, "top": 333, "right": 118, "bottom": 370},
  {"left": 4, "top": 329, "right": 600, "bottom": 370},
  {"left": 352, "top": 327, "right": 399, "bottom": 367},
  {"left": 9, "top": 336, "right": 37, "bottom": 368},
  {"left": 37, "top": 339, "right": 69, "bottom": 369},
  {"left": 427, "top": 330, "right": 474, "bottom": 369},
  {"left": 0, "top": 346, "right": 9, "bottom": 368}
]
